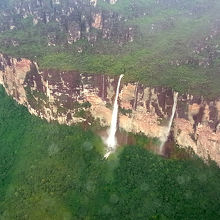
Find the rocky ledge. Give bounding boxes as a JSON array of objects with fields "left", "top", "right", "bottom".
[{"left": 0, "top": 53, "right": 220, "bottom": 165}]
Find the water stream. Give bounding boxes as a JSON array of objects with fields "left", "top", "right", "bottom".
[
  {"left": 104, "top": 74, "right": 124, "bottom": 158},
  {"left": 159, "top": 91, "right": 178, "bottom": 153}
]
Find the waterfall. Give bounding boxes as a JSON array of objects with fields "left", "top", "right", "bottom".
[
  {"left": 104, "top": 74, "right": 124, "bottom": 158},
  {"left": 159, "top": 91, "right": 178, "bottom": 153}
]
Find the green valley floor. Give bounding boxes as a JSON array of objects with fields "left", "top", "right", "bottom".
[{"left": 0, "top": 85, "right": 220, "bottom": 219}]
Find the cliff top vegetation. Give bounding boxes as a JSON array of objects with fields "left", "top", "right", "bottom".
[{"left": 0, "top": 0, "right": 220, "bottom": 97}]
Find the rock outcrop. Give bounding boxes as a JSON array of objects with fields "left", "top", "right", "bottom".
[
  {"left": 0, "top": 0, "right": 134, "bottom": 46},
  {"left": 0, "top": 53, "right": 220, "bottom": 165},
  {"left": 0, "top": 54, "right": 30, "bottom": 105}
]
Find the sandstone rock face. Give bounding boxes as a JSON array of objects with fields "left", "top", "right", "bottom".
[
  {"left": 0, "top": 54, "right": 30, "bottom": 105},
  {"left": 0, "top": 53, "right": 219, "bottom": 166},
  {"left": 0, "top": 0, "right": 134, "bottom": 46},
  {"left": 92, "top": 13, "right": 103, "bottom": 29}
]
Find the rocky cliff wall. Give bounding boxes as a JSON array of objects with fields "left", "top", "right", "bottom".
[
  {"left": 0, "top": 0, "right": 134, "bottom": 46},
  {"left": 0, "top": 53, "right": 30, "bottom": 105},
  {"left": 0, "top": 53, "right": 220, "bottom": 165}
]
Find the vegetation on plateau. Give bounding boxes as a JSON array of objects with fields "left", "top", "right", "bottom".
[
  {"left": 0, "top": 86, "right": 220, "bottom": 219},
  {"left": 1, "top": 1, "right": 220, "bottom": 219},
  {"left": 0, "top": 1, "right": 220, "bottom": 97}
]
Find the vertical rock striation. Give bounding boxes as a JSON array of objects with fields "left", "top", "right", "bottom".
[
  {"left": 0, "top": 0, "right": 135, "bottom": 46},
  {"left": 0, "top": 53, "right": 219, "bottom": 165}
]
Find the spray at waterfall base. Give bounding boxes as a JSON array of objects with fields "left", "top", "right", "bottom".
[{"left": 103, "top": 80, "right": 179, "bottom": 158}]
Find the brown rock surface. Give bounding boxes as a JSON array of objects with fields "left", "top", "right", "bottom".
[{"left": 0, "top": 53, "right": 220, "bottom": 165}]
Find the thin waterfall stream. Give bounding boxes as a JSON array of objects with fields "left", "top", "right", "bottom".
[
  {"left": 160, "top": 91, "right": 178, "bottom": 153},
  {"left": 104, "top": 74, "right": 124, "bottom": 158}
]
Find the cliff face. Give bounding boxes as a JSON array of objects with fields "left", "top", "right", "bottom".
[
  {"left": 0, "top": 53, "right": 220, "bottom": 165},
  {"left": 0, "top": 53, "right": 30, "bottom": 105},
  {"left": 0, "top": 0, "right": 133, "bottom": 46}
]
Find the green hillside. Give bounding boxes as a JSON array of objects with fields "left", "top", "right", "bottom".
[{"left": 0, "top": 85, "right": 220, "bottom": 219}]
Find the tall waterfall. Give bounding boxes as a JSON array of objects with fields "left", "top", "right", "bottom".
[
  {"left": 104, "top": 74, "right": 124, "bottom": 158},
  {"left": 160, "top": 91, "right": 178, "bottom": 153}
]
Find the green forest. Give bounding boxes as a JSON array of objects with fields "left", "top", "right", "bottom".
[
  {"left": 1, "top": 0, "right": 220, "bottom": 97},
  {"left": 0, "top": 86, "right": 220, "bottom": 219},
  {"left": 1, "top": 1, "right": 220, "bottom": 219}
]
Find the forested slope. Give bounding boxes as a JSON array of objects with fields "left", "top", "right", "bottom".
[{"left": 0, "top": 86, "right": 220, "bottom": 219}]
